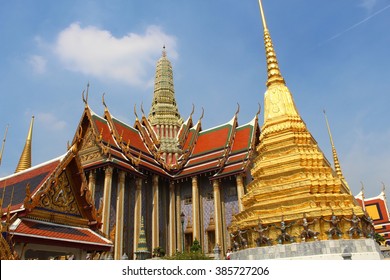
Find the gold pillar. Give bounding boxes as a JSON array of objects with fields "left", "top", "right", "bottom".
[
  {"left": 236, "top": 174, "right": 245, "bottom": 212},
  {"left": 152, "top": 175, "right": 159, "bottom": 250},
  {"left": 114, "top": 171, "right": 125, "bottom": 260},
  {"left": 88, "top": 170, "right": 96, "bottom": 202},
  {"left": 213, "top": 180, "right": 223, "bottom": 251},
  {"left": 192, "top": 176, "right": 200, "bottom": 241},
  {"left": 102, "top": 166, "right": 113, "bottom": 236},
  {"left": 133, "top": 177, "right": 142, "bottom": 259},
  {"left": 169, "top": 181, "right": 176, "bottom": 255},
  {"left": 175, "top": 184, "right": 182, "bottom": 252}
]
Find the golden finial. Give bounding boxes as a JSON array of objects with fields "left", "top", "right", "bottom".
[
  {"left": 140, "top": 102, "right": 145, "bottom": 117},
  {"left": 258, "top": 0, "right": 285, "bottom": 87},
  {"left": 86, "top": 82, "right": 90, "bottom": 97},
  {"left": 190, "top": 103, "right": 195, "bottom": 118},
  {"left": 162, "top": 45, "right": 166, "bottom": 57},
  {"left": 82, "top": 82, "right": 90, "bottom": 107},
  {"left": 256, "top": 102, "right": 262, "bottom": 116},
  {"left": 102, "top": 93, "right": 108, "bottom": 111},
  {"left": 134, "top": 104, "right": 139, "bottom": 120},
  {"left": 323, "top": 110, "right": 344, "bottom": 180},
  {"left": 199, "top": 107, "right": 205, "bottom": 121},
  {"left": 235, "top": 103, "right": 240, "bottom": 117},
  {"left": 0, "top": 124, "right": 9, "bottom": 166},
  {"left": 15, "top": 116, "right": 34, "bottom": 173}
]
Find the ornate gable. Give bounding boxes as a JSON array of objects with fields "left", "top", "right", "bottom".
[{"left": 37, "top": 170, "right": 81, "bottom": 216}]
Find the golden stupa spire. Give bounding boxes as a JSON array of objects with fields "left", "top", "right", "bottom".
[
  {"left": 230, "top": 1, "right": 363, "bottom": 243},
  {"left": 258, "top": 0, "right": 299, "bottom": 122},
  {"left": 15, "top": 116, "right": 34, "bottom": 173},
  {"left": 323, "top": 110, "right": 345, "bottom": 180},
  {"left": 258, "top": 0, "right": 285, "bottom": 87},
  {"left": 0, "top": 124, "right": 9, "bottom": 167}
]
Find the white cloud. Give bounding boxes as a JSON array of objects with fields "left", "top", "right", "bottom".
[
  {"left": 35, "top": 112, "right": 67, "bottom": 131},
  {"left": 359, "top": 0, "right": 377, "bottom": 12},
  {"left": 29, "top": 55, "right": 47, "bottom": 74},
  {"left": 53, "top": 23, "right": 177, "bottom": 86}
]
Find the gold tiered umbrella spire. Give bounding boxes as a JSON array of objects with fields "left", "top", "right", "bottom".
[
  {"left": 15, "top": 116, "right": 34, "bottom": 173},
  {"left": 259, "top": 0, "right": 285, "bottom": 87},
  {"left": 258, "top": 0, "right": 300, "bottom": 122}
]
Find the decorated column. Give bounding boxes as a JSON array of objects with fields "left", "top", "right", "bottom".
[
  {"left": 114, "top": 171, "right": 125, "bottom": 260},
  {"left": 213, "top": 180, "right": 223, "bottom": 253},
  {"left": 192, "top": 176, "right": 200, "bottom": 241},
  {"left": 236, "top": 174, "right": 245, "bottom": 212},
  {"left": 102, "top": 166, "right": 113, "bottom": 236},
  {"left": 175, "top": 185, "right": 182, "bottom": 252},
  {"left": 152, "top": 174, "right": 159, "bottom": 250},
  {"left": 169, "top": 181, "right": 176, "bottom": 255},
  {"left": 133, "top": 177, "right": 142, "bottom": 259}
]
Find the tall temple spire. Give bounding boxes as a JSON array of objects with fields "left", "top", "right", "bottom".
[
  {"left": 0, "top": 124, "right": 9, "bottom": 167},
  {"left": 258, "top": 0, "right": 285, "bottom": 87},
  {"left": 148, "top": 46, "right": 183, "bottom": 166},
  {"left": 258, "top": 0, "right": 299, "bottom": 121},
  {"left": 323, "top": 110, "right": 345, "bottom": 180},
  {"left": 15, "top": 116, "right": 34, "bottom": 173}
]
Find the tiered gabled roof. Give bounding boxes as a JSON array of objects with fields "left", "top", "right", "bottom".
[
  {"left": 0, "top": 144, "right": 112, "bottom": 251},
  {"left": 213, "top": 115, "right": 260, "bottom": 179},
  {"left": 72, "top": 100, "right": 259, "bottom": 180},
  {"left": 176, "top": 116, "right": 237, "bottom": 177}
]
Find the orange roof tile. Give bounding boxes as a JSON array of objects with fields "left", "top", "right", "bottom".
[
  {"left": 12, "top": 219, "right": 112, "bottom": 249},
  {"left": 112, "top": 118, "right": 150, "bottom": 154},
  {"left": 192, "top": 125, "right": 232, "bottom": 156}
]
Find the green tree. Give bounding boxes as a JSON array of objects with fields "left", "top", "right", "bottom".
[
  {"left": 374, "top": 233, "right": 385, "bottom": 245},
  {"left": 163, "top": 239, "right": 211, "bottom": 260},
  {"left": 190, "top": 238, "right": 201, "bottom": 253}
]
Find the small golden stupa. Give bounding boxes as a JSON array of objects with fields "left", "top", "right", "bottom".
[{"left": 230, "top": 0, "right": 366, "bottom": 246}]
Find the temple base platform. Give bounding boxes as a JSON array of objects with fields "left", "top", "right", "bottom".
[{"left": 229, "top": 238, "right": 383, "bottom": 260}]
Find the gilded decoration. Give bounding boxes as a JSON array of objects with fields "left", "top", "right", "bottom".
[
  {"left": 79, "top": 126, "right": 103, "bottom": 164},
  {"left": 38, "top": 171, "right": 80, "bottom": 215},
  {"left": 229, "top": 0, "right": 366, "bottom": 247}
]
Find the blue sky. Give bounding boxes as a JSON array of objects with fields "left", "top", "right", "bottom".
[{"left": 0, "top": 0, "right": 389, "bottom": 200}]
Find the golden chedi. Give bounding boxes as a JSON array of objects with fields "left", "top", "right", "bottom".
[{"left": 229, "top": 0, "right": 367, "bottom": 247}]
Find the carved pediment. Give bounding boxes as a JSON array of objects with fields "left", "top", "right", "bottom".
[
  {"left": 79, "top": 126, "right": 104, "bottom": 164},
  {"left": 38, "top": 171, "right": 81, "bottom": 216}
]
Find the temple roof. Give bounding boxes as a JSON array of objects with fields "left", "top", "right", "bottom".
[
  {"left": 11, "top": 218, "right": 112, "bottom": 250},
  {"left": 72, "top": 102, "right": 259, "bottom": 180},
  {"left": 0, "top": 144, "right": 112, "bottom": 251},
  {"left": 1, "top": 156, "right": 62, "bottom": 214}
]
